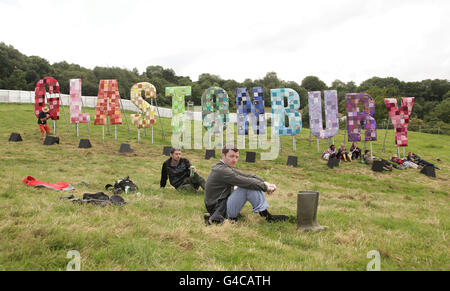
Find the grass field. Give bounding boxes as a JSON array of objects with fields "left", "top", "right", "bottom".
[{"left": 0, "top": 103, "right": 448, "bottom": 270}]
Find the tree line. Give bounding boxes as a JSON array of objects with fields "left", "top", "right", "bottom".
[{"left": 1, "top": 42, "right": 449, "bottom": 132}]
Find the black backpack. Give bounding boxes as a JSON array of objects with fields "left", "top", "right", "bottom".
[{"left": 105, "top": 176, "right": 138, "bottom": 194}]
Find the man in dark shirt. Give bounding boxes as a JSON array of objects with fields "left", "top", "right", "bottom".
[
  {"left": 160, "top": 148, "right": 205, "bottom": 192},
  {"left": 37, "top": 106, "right": 51, "bottom": 142},
  {"left": 204, "top": 145, "right": 288, "bottom": 224}
]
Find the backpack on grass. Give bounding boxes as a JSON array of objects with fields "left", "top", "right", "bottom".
[{"left": 105, "top": 176, "right": 138, "bottom": 194}]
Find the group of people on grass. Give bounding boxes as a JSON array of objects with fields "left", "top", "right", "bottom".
[
  {"left": 321, "top": 142, "right": 361, "bottom": 162},
  {"left": 160, "top": 146, "right": 289, "bottom": 225},
  {"left": 320, "top": 141, "right": 440, "bottom": 171}
]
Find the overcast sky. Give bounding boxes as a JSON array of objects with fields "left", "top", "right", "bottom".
[{"left": 1, "top": 0, "right": 449, "bottom": 86}]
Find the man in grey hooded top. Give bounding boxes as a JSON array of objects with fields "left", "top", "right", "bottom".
[{"left": 204, "top": 145, "right": 289, "bottom": 224}]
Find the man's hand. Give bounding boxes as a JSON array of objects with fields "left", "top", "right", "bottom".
[{"left": 264, "top": 182, "right": 277, "bottom": 194}]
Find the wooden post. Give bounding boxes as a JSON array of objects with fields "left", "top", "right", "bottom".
[
  {"left": 370, "top": 142, "right": 373, "bottom": 159},
  {"left": 154, "top": 99, "right": 165, "bottom": 140},
  {"left": 107, "top": 116, "right": 110, "bottom": 135},
  {"left": 59, "top": 93, "right": 70, "bottom": 133},
  {"left": 209, "top": 132, "right": 212, "bottom": 149},
  {"left": 343, "top": 129, "right": 346, "bottom": 147},
  {"left": 292, "top": 135, "right": 296, "bottom": 152},
  {"left": 119, "top": 98, "right": 130, "bottom": 134},
  {"left": 382, "top": 120, "right": 389, "bottom": 153},
  {"left": 309, "top": 130, "right": 312, "bottom": 147}
]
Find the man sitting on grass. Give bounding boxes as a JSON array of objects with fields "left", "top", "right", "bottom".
[
  {"left": 160, "top": 147, "right": 205, "bottom": 192},
  {"left": 204, "top": 145, "right": 289, "bottom": 225}
]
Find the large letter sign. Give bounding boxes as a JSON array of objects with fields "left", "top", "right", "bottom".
[
  {"left": 166, "top": 86, "right": 191, "bottom": 134},
  {"left": 385, "top": 97, "right": 415, "bottom": 147},
  {"left": 201, "top": 87, "right": 229, "bottom": 133},
  {"left": 94, "top": 80, "right": 122, "bottom": 125},
  {"left": 69, "top": 79, "right": 90, "bottom": 123},
  {"left": 308, "top": 90, "right": 339, "bottom": 139},
  {"left": 236, "top": 87, "right": 266, "bottom": 135},
  {"left": 130, "top": 82, "right": 157, "bottom": 128},
  {"left": 34, "top": 77, "right": 60, "bottom": 120},
  {"left": 270, "top": 88, "right": 302, "bottom": 136},
  {"left": 346, "top": 93, "right": 377, "bottom": 141}
]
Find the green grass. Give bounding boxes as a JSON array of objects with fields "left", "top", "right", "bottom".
[{"left": 0, "top": 103, "right": 449, "bottom": 270}]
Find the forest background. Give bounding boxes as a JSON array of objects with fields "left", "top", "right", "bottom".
[{"left": 1, "top": 42, "right": 449, "bottom": 134}]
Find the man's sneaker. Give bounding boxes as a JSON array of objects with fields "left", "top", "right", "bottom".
[
  {"left": 259, "top": 210, "right": 289, "bottom": 223},
  {"left": 266, "top": 214, "right": 289, "bottom": 222}
]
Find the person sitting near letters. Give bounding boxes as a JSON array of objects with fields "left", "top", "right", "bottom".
[
  {"left": 350, "top": 142, "right": 361, "bottom": 160},
  {"left": 337, "top": 144, "right": 352, "bottom": 162},
  {"left": 204, "top": 145, "right": 289, "bottom": 225},
  {"left": 160, "top": 147, "right": 206, "bottom": 192},
  {"left": 321, "top": 144, "right": 336, "bottom": 160}
]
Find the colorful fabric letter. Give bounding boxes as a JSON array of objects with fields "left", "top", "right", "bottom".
[
  {"left": 236, "top": 87, "right": 266, "bottom": 135},
  {"left": 166, "top": 86, "right": 191, "bottom": 133},
  {"left": 201, "top": 87, "right": 229, "bottom": 133},
  {"left": 94, "top": 80, "right": 122, "bottom": 125},
  {"left": 69, "top": 79, "right": 90, "bottom": 123},
  {"left": 270, "top": 88, "right": 302, "bottom": 136},
  {"left": 130, "top": 82, "right": 157, "bottom": 128},
  {"left": 308, "top": 90, "right": 339, "bottom": 139},
  {"left": 345, "top": 93, "right": 377, "bottom": 141},
  {"left": 34, "top": 77, "right": 60, "bottom": 120},
  {"left": 385, "top": 97, "right": 415, "bottom": 147}
]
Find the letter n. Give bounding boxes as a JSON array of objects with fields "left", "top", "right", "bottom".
[{"left": 236, "top": 87, "right": 266, "bottom": 135}]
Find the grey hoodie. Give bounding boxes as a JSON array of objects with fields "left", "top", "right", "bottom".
[{"left": 204, "top": 160, "right": 268, "bottom": 209}]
